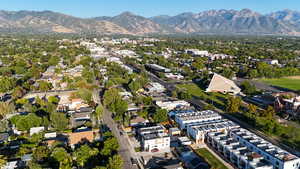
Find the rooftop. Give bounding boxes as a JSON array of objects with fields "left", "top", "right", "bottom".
[
  {"left": 175, "top": 110, "right": 221, "bottom": 122},
  {"left": 231, "top": 128, "right": 298, "bottom": 162}
]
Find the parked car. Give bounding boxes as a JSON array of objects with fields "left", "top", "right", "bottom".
[{"left": 131, "top": 157, "right": 138, "bottom": 165}]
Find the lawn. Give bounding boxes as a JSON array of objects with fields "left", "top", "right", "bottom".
[
  {"left": 176, "top": 83, "right": 206, "bottom": 98},
  {"left": 260, "top": 77, "right": 300, "bottom": 91},
  {"left": 195, "top": 148, "right": 229, "bottom": 169},
  {"left": 176, "top": 83, "right": 228, "bottom": 107}
]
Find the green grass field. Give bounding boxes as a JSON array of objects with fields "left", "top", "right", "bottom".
[
  {"left": 260, "top": 77, "right": 300, "bottom": 91},
  {"left": 176, "top": 83, "right": 206, "bottom": 98},
  {"left": 176, "top": 83, "right": 228, "bottom": 107},
  {"left": 195, "top": 148, "right": 229, "bottom": 169}
]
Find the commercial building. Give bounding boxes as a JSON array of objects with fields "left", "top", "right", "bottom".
[
  {"left": 137, "top": 125, "right": 170, "bottom": 152},
  {"left": 174, "top": 110, "right": 222, "bottom": 129}
]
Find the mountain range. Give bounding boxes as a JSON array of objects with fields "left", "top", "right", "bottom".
[{"left": 1, "top": 9, "right": 300, "bottom": 35}]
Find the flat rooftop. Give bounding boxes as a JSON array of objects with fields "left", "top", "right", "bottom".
[
  {"left": 188, "top": 119, "right": 239, "bottom": 133},
  {"left": 231, "top": 128, "right": 298, "bottom": 162},
  {"left": 175, "top": 110, "right": 221, "bottom": 121},
  {"left": 143, "top": 132, "right": 169, "bottom": 140}
]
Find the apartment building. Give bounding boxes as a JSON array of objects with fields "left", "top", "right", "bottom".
[
  {"left": 230, "top": 128, "right": 300, "bottom": 169},
  {"left": 137, "top": 125, "right": 170, "bottom": 152},
  {"left": 187, "top": 119, "right": 239, "bottom": 144},
  {"left": 174, "top": 110, "right": 222, "bottom": 129},
  {"left": 207, "top": 131, "right": 273, "bottom": 169}
]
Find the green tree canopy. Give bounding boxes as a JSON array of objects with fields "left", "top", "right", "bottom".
[
  {"left": 107, "top": 155, "right": 123, "bottom": 169},
  {"left": 50, "top": 112, "right": 69, "bottom": 131},
  {"left": 226, "top": 96, "right": 242, "bottom": 113},
  {"left": 152, "top": 109, "right": 168, "bottom": 123},
  {"left": 73, "top": 144, "right": 98, "bottom": 167}
]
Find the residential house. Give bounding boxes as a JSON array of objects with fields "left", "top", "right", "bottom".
[
  {"left": 68, "top": 127, "right": 97, "bottom": 148},
  {"left": 137, "top": 125, "right": 170, "bottom": 152},
  {"left": 155, "top": 100, "right": 190, "bottom": 111}
]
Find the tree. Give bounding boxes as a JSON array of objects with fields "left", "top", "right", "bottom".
[
  {"left": 16, "top": 98, "right": 29, "bottom": 106},
  {"left": 103, "top": 88, "right": 120, "bottom": 107},
  {"left": 191, "top": 58, "right": 205, "bottom": 70},
  {"left": 103, "top": 88, "right": 128, "bottom": 121},
  {"left": 0, "top": 155, "right": 6, "bottom": 168},
  {"left": 12, "top": 86, "right": 26, "bottom": 99},
  {"left": 27, "top": 161, "right": 43, "bottom": 169},
  {"left": 48, "top": 96, "right": 59, "bottom": 104},
  {"left": 50, "top": 112, "right": 69, "bottom": 131},
  {"left": 0, "top": 76, "right": 16, "bottom": 92},
  {"left": 152, "top": 109, "right": 168, "bottom": 123},
  {"left": 137, "top": 111, "right": 148, "bottom": 119},
  {"left": 114, "top": 99, "right": 128, "bottom": 121},
  {"left": 142, "top": 96, "right": 152, "bottom": 106},
  {"left": 101, "top": 137, "right": 119, "bottom": 156},
  {"left": 37, "top": 80, "right": 53, "bottom": 91},
  {"left": 0, "top": 102, "right": 15, "bottom": 119},
  {"left": 247, "top": 104, "right": 258, "bottom": 118},
  {"left": 128, "top": 80, "right": 141, "bottom": 93},
  {"left": 73, "top": 145, "right": 98, "bottom": 168},
  {"left": 33, "top": 145, "right": 50, "bottom": 162},
  {"left": 262, "top": 106, "right": 275, "bottom": 120},
  {"left": 76, "top": 88, "right": 92, "bottom": 104},
  {"left": 226, "top": 96, "right": 242, "bottom": 113},
  {"left": 203, "top": 104, "right": 215, "bottom": 111},
  {"left": 221, "top": 68, "right": 234, "bottom": 79},
  {"left": 11, "top": 113, "right": 42, "bottom": 131},
  {"left": 107, "top": 155, "right": 123, "bottom": 169},
  {"left": 94, "top": 104, "right": 104, "bottom": 123},
  {"left": 248, "top": 69, "right": 258, "bottom": 79},
  {"left": 178, "top": 90, "right": 192, "bottom": 100},
  {"left": 51, "top": 147, "right": 72, "bottom": 169},
  {"left": 240, "top": 81, "right": 257, "bottom": 95}
]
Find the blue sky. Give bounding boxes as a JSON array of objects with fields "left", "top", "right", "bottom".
[{"left": 1, "top": 0, "right": 300, "bottom": 18}]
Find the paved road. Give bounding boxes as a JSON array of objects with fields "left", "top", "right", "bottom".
[
  {"left": 102, "top": 109, "right": 138, "bottom": 169},
  {"left": 92, "top": 90, "right": 139, "bottom": 169}
]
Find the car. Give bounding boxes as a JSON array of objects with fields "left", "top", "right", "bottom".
[
  {"left": 131, "top": 158, "right": 138, "bottom": 165},
  {"left": 151, "top": 148, "right": 159, "bottom": 152}
]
